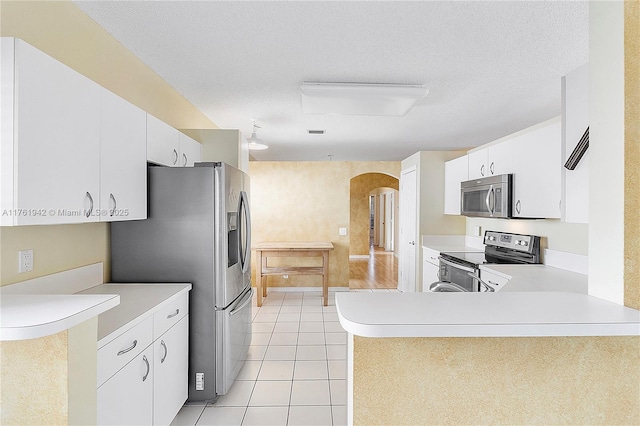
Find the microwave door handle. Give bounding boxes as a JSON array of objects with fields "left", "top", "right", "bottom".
[{"left": 485, "top": 186, "right": 494, "bottom": 216}]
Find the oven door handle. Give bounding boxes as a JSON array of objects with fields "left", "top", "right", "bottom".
[
  {"left": 467, "top": 272, "right": 495, "bottom": 292},
  {"left": 429, "top": 281, "right": 470, "bottom": 292},
  {"left": 438, "top": 256, "right": 476, "bottom": 273}
]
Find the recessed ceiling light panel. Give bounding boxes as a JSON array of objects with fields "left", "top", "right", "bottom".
[{"left": 300, "top": 82, "right": 428, "bottom": 116}]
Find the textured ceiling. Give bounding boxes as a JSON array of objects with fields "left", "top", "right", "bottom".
[{"left": 74, "top": 1, "right": 588, "bottom": 161}]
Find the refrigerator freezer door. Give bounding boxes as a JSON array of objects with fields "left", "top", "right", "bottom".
[{"left": 215, "top": 286, "right": 253, "bottom": 395}]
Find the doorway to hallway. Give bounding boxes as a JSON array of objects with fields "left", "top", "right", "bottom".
[{"left": 349, "top": 245, "right": 398, "bottom": 289}]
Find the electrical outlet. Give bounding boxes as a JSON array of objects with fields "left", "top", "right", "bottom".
[
  {"left": 339, "top": 227, "right": 348, "bottom": 236},
  {"left": 18, "top": 249, "right": 33, "bottom": 273}
]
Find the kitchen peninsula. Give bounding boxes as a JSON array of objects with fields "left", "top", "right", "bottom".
[{"left": 336, "top": 292, "right": 640, "bottom": 425}]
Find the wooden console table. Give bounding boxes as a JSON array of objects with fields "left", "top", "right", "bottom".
[{"left": 253, "top": 242, "right": 334, "bottom": 307}]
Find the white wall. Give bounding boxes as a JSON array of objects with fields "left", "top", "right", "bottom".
[{"left": 588, "top": 1, "right": 625, "bottom": 304}]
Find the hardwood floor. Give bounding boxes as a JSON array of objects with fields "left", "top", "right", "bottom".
[{"left": 349, "top": 246, "right": 398, "bottom": 289}]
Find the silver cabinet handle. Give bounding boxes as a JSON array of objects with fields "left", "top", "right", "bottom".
[
  {"left": 515, "top": 200, "right": 521, "bottom": 214},
  {"left": 160, "top": 340, "right": 168, "bottom": 364},
  {"left": 430, "top": 256, "right": 437, "bottom": 261},
  {"left": 490, "top": 162, "right": 494, "bottom": 175},
  {"left": 182, "top": 153, "right": 188, "bottom": 166},
  {"left": 172, "top": 149, "right": 178, "bottom": 165},
  {"left": 109, "top": 193, "right": 116, "bottom": 217},
  {"left": 480, "top": 164, "right": 485, "bottom": 176},
  {"left": 117, "top": 339, "right": 137, "bottom": 356},
  {"left": 85, "top": 192, "right": 94, "bottom": 218},
  {"left": 142, "top": 355, "right": 150, "bottom": 382},
  {"left": 488, "top": 280, "right": 499, "bottom": 286},
  {"left": 409, "top": 241, "right": 415, "bottom": 245},
  {"left": 167, "top": 308, "right": 179, "bottom": 319}
]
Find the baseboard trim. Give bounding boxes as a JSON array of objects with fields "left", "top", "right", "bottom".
[
  {"left": 257, "top": 286, "right": 350, "bottom": 292},
  {"left": 349, "top": 255, "right": 370, "bottom": 260}
]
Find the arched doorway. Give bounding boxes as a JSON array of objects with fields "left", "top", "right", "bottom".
[{"left": 349, "top": 173, "right": 399, "bottom": 289}]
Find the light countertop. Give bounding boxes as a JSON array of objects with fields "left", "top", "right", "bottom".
[
  {"left": 335, "top": 292, "right": 640, "bottom": 338},
  {"left": 79, "top": 283, "right": 191, "bottom": 346},
  {"left": 0, "top": 294, "right": 120, "bottom": 341},
  {"left": 482, "top": 264, "right": 588, "bottom": 293}
]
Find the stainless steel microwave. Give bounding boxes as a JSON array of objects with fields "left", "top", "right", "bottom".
[{"left": 460, "top": 174, "right": 512, "bottom": 218}]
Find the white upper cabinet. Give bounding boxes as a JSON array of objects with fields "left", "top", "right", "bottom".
[
  {"left": 562, "top": 63, "right": 589, "bottom": 224},
  {"left": 100, "top": 90, "right": 147, "bottom": 222},
  {"left": 487, "top": 142, "right": 513, "bottom": 176},
  {"left": 147, "top": 114, "right": 180, "bottom": 167},
  {"left": 468, "top": 143, "right": 513, "bottom": 180},
  {"left": 467, "top": 149, "right": 488, "bottom": 179},
  {"left": 178, "top": 132, "right": 203, "bottom": 167},
  {"left": 444, "top": 155, "right": 468, "bottom": 215},
  {"left": 1, "top": 38, "right": 100, "bottom": 226},
  {"left": 511, "top": 119, "right": 562, "bottom": 218}
]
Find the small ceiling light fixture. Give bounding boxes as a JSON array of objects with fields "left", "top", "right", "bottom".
[
  {"left": 300, "top": 82, "right": 428, "bottom": 116},
  {"left": 247, "top": 120, "right": 268, "bottom": 151}
]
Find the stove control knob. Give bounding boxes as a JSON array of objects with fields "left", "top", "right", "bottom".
[{"left": 488, "top": 236, "right": 496, "bottom": 241}]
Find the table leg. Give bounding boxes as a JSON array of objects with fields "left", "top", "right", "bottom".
[
  {"left": 322, "top": 250, "right": 329, "bottom": 306},
  {"left": 257, "top": 251, "right": 263, "bottom": 307}
]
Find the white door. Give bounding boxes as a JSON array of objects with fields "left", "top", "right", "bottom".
[
  {"left": 384, "top": 192, "right": 394, "bottom": 252},
  {"left": 398, "top": 168, "right": 417, "bottom": 292}
]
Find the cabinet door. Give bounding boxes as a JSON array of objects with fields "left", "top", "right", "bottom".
[
  {"left": 100, "top": 89, "right": 147, "bottom": 222},
  {"left": 467, "top": 149, "right": 488, "bottom": 179},
  {"left": 98, "top": 345, "right": 154, "bottom": 426},
  {"left": 147, "top": 114, "right": 179, "bottom": 167},
  {"left": 422, "top": 259, "right": 440, "bottom": 292},
  {"left": 487, "top": 142, "right": 513, "bottom": 176},
  {"left": 444, "top": 156, "right": 468, "bottom": 215},
  {"left": 13, "top": 39, "right": 100, "bottom": 225},
  {"left": 153, "top": 316, "right": 189, "bottom": 426},
  {"left": 178, "top": 133, "right": 202, "bottom": 167},
  {"left": 512, "top": 121, "right": 562, "bottom": 218}
]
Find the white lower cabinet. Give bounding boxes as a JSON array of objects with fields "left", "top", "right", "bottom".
[
  {"left": 422, "top": 247, "right": 441, "bottom": 292},
  {"left": 97, "top": 293, "right": 189, "bottom": 426},
  {"left": 153, "top": 316, "right": 189, "bottom": 426},
  {"left": 98, "top": 345, "right": 154, "bottom": 426},
  {"left": 480, "top": 269, "right": 510, "bottom": 292}
]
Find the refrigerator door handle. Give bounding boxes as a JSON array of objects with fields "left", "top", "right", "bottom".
[
  {"left": 239, "top": 190, "right": 252, "bottom": 274},
  {"left": 230, "top": 288, "right": 253, "bottom": 317}
]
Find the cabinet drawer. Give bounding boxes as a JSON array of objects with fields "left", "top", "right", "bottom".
[
  {"left": 423, "top": 247, "right": 440, "bottom": 265},
  {"left": 98, "top": 316, "right": 153, "bottom": 387},
  {"left": 154, "top": 293, "right": 189, "bottom": 339}
]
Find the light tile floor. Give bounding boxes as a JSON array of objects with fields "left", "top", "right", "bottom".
[{"left": 170, "top": 289, "right": 395, "bottom": 426}]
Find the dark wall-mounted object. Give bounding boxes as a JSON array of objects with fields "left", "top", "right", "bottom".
[{"left": 564, "top": 127, "right": 589, "bottom": 170}]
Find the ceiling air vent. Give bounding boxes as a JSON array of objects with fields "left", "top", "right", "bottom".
[{"left": 308, "top": 129, "right": 325, "bottom": 135}]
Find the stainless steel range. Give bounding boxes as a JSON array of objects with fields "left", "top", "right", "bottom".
[{"left": 429, "top": 231, "right": 541, "bottom": 292}]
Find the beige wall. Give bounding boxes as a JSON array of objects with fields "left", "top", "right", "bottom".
[
  {"left": 248, "top": 161, "right": 400, "bottom": 288},
  {"left": 625, "top": 1, "right": 640, "bottom": 311},
  {"left": 353, "top": 336, "right": 640, "bottom": 425},
  {"left": 0, "top": 1, "right": 216, "bottom": 286},
  {"left": 349, "top": 173, "right": 399, "bottom": 256}
]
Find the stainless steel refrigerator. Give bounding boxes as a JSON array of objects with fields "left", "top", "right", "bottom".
[{"left": 110, "top": 162, "right": 252, "bottom": 403}]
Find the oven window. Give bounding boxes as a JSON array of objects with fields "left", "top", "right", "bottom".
[{"left": 439, "top": 262, "right": 478, "bottom": 292}]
